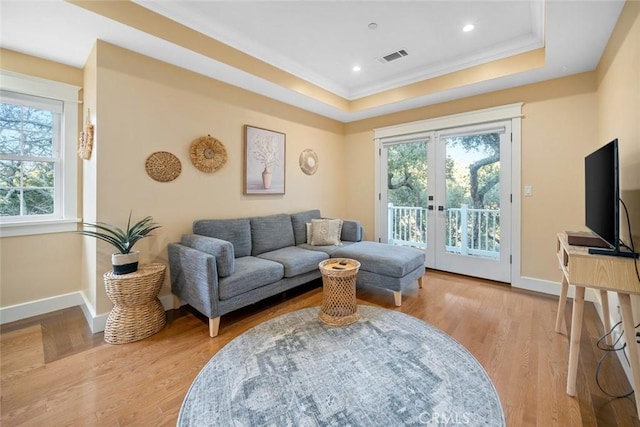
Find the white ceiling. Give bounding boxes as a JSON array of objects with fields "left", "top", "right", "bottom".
[{"left": 0, "top": 1, "right": 626, "bottom": 122}]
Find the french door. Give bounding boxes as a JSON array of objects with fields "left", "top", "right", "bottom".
[{"left": 379, "top": 121, "right": 512, "bottom": 283}]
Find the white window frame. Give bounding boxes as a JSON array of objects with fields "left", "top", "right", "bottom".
[
  {"left": 374, "top": 103, "right": 523, "bottom": 284},
  {"left": 0, "top": 70, "right": 80, "bottom": 237}
]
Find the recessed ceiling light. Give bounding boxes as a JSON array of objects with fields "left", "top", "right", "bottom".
[
  {"left": 352, "top": 65, "right": 361, "bottom": 72},
  {"left": 463, "top": 24, "right": 475, "bottom": 32},
  {"left": 368, "top": 22, "right": 378, "bottom": 30}
]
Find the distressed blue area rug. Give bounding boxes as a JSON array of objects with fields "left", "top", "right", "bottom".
[{"left": 178, "top": 306, "right": 504, "bottom": 426}]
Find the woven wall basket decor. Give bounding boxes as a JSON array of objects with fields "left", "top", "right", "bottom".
[
  {"left": 145, "top": 151, "right": 182, "bottom": 182},
  {"left": 299, "top": 149, "right": 319, "bottom": 175},
  {"left": 78, "top": 111, "right": 94, "bottom": 160},
  {"left": 190, "top": 134, "right": 228, "bottom": 173}
]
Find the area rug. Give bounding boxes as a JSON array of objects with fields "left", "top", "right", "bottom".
[{"left": 178, "top": 306, "right": 504, "bottom": 426}]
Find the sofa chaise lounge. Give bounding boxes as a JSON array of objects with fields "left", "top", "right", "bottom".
[{"left": 168, "top": 210, "right": 425, "bottom": 336}]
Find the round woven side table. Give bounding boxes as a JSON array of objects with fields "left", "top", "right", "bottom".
[
  {"left": 318, "top": 258, "right": 361, "bottom": 326},
  {"left": 103, "top": 263, "right": 167, "bottom": 344}
]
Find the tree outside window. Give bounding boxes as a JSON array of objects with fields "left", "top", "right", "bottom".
[{"left": 0, "top": 94, "right": 60, "bottom": 218}]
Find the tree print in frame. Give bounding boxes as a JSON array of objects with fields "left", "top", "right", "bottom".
[{"left": 244, "top": 125, "right": 285, "bottom": 194}]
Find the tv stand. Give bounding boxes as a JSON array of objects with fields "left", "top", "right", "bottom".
[{"left": 556, "top": 232, "right": 640, "bottom": 417}]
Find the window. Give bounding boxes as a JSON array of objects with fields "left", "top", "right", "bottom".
[
  {"left": 1, "top": 91, "right": 61, "bottom": 217},
  {"left": 0, "top": 71, "right": 80, "bottom": 237}
]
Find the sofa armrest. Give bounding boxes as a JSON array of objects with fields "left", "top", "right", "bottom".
[
  {"left": 168, "top": 243, "right": 220, "bottom": 319},
  {"left": 180, "top": 234, "right": 235, "bottom": 277},
  {"left": 341, "top": 219, "right": 363, "bottom": 242}
]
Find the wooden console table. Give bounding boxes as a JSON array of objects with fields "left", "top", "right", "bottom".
[{"left": 556, "top": 232, "right": 640, "bottom": 416}]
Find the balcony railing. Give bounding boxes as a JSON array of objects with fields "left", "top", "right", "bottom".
[{"left": 387, "top": 203, "right": 500, "bottom": 259}]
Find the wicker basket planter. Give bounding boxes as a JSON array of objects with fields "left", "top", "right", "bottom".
[
  {"left": 318, "top": 258, "right": 361, "bottom": 326},
  {"left": 103, "top": 263, "right": 166, "bottom": 344}
]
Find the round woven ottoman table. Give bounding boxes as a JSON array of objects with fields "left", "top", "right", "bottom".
[
  {"left": 318, "top": 258, "right": 361, "bottom": 326},
  {"left": 103, "top": 263, "right": 166, "bottom": 344}
]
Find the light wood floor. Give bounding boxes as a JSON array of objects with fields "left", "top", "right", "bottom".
[{"left": 1, "top": 270, "right": 638, "bottom": 426}]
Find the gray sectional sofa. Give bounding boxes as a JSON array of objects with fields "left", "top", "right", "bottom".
[{"left": 168, "top": 209, "right": 425, "bottom": 336}]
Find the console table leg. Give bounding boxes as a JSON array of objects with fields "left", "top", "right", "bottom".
[
  {"left": 566, "top": 286, "right": 585, "bottom": 397},
  {"left": 555, "top": 275, "right": 569, "bottom": 333},
  {"left": 618, "top": 293, "right": 640, "bottom": 419},
  {"left": 600, "top": 290, "right": 612, "bottom": 346}
]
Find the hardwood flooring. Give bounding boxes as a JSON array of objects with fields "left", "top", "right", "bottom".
[{"left": 1, "top": 270, "right": 638, "bottom": 426}]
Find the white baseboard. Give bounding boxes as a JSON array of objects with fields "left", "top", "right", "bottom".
[
  {"left": 513, "top": 275, "right": 597, "bottom": 303},
  {"left": 76, "top": 293, "right": 106, "bottom": 334},
  {"left": 1, "top": 291, "right": 179, "bottom": 334},
  {"left": 77, "top": 293, "right": 177, "bottom": 333},
  {"left": 0, "top": 292, "right": 85, "bottom": 324}
]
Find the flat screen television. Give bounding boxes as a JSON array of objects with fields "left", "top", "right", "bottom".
[{"left": 584, "top": 138, "right": 637, "bottom": 258}]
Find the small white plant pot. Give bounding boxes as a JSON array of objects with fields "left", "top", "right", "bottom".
[{"left": 112, "top": 251, "right": 139, "bottom": 275}]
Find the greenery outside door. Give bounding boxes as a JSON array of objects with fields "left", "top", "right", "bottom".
[{"left": 381, "top": 121, "right": 511, "bottom": 283}]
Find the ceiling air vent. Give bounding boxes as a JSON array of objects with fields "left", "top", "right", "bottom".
[{"left": 378, "top": 48, "right": 409, "bottom": 64}]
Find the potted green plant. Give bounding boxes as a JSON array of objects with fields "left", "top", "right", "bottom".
[{"left": 77, "top": 212, "right": 161, "bottom": 274}]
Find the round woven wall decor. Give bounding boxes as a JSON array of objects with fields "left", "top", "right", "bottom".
[
  {"left": 145, "top": 151, "right": 182, "bottom": 182},
  {"left": 190, "top": 134, "right": 227, "bottom": 173},
  {"left": 299, "top": 149, "right": 319, "bottom": 175}
]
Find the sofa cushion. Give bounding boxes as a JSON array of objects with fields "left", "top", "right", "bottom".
[
  {"left": 250, "top": 214, "right": 295, "bottom": 256},
  {"left": 341, "top": 219, "right": 363, "bottom": 242},
  {"left": 298, "top": 241, "right": 356, "bottom": 255},
  {"left": 258, "top": 246, "right": 329, "bottom": 278},
  {"left": 290, "top": 209, "right": 321, "bottom": 245},
  {"left": 309, "top": 218, "right": 343, "bottom": 246},
  {"left": 356, "top": 264, "right": 425, "bottom": 292},
  {"left": 218, "top": 256, "right": 284, "bottom": 300},
  {"left": 180, "top": 234, "right": 235, "bottom": 277},
  {"left": 193, "top": 218, "right": 252, "bottom": 258},
  {"left": 331, "top": 241, "right": 425, "bottom": 278}
]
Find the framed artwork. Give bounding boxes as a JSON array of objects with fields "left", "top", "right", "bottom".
[{"left": 244, "top": 125, "right": 286, "bottom": 194}]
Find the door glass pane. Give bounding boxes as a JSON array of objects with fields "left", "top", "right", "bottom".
[
  {"left": 386, "top": 140, "right": 428, "bottom": 248},
  {"left": 443, "top": 133, "right": 501, "bottom": 259}
]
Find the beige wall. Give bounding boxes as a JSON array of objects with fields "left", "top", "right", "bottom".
[
  {"left": 344, "top": 73, "right": 598, "bottom": 282},
  {"left": 0, "top": 233, "right": 81, "bottom": 306},
  {"left": 598, "top": 0, "right": 640, "bottom": 245},
  {"left": 0, "top": 49, "right": 83, "bottom": 308},
  {"left": 1, "top": 1, "right": 637, "bottom": 317},
  {"left": 596, "top": 1, "right": 640, "bottom": 321},
  {"left": 86, "top": 41, "right": 347, "bottom": 313},
  {"left": 0, "top": 42, "right": 347, "bottom": 313},
  {"left": 81, "top": 44, "right": 100, "bottom": 312}
]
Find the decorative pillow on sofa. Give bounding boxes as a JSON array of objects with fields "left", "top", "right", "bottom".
[{"left": 308, "top": 219, "right": 343, "bottom": 246}]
